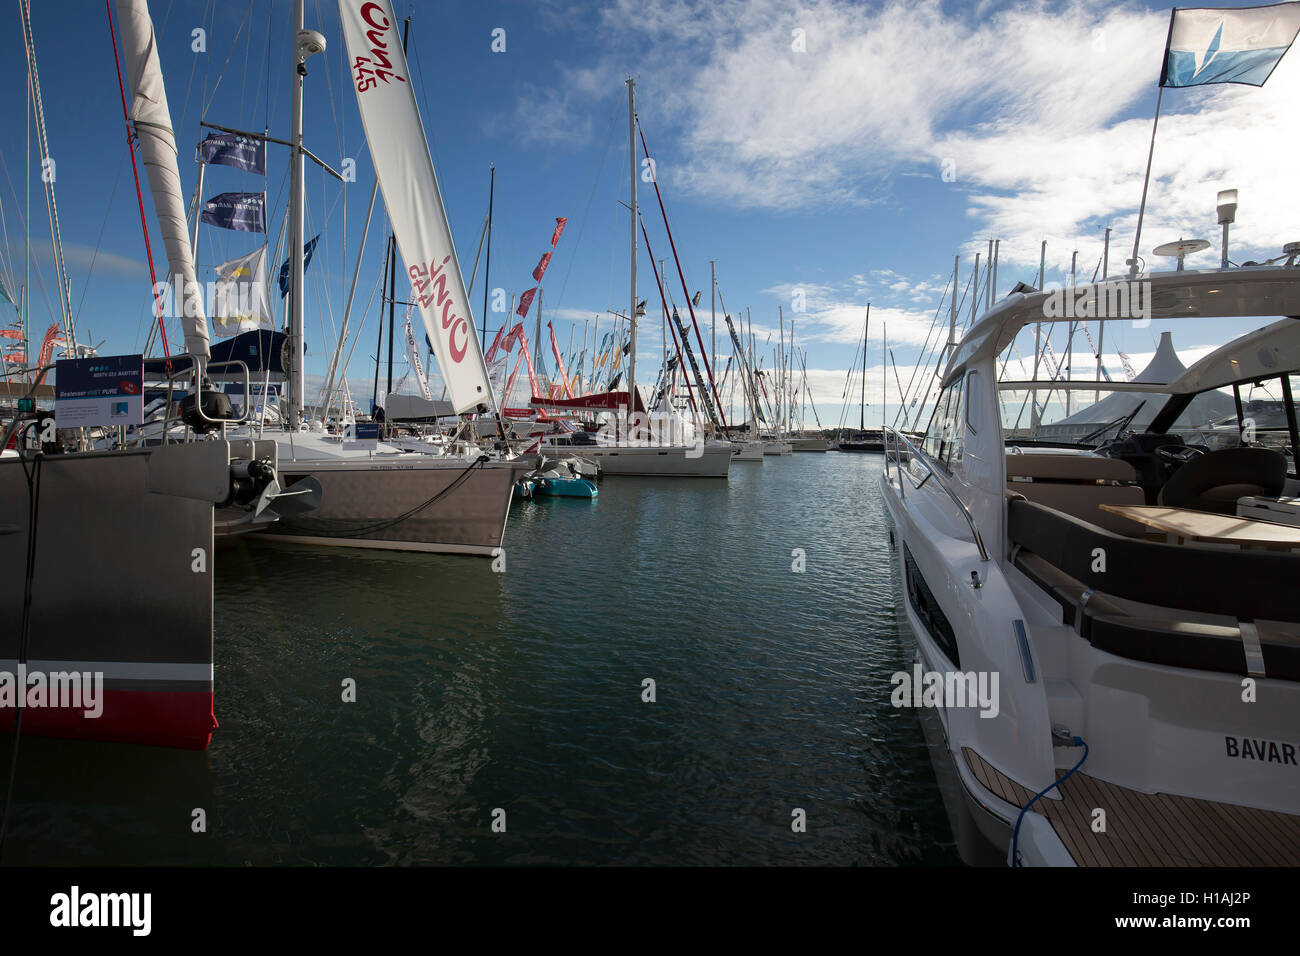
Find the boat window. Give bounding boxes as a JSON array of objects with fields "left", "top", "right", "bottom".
[
  {"left": 903, "top": 544, "right": 960, "bottom": 667},
  {"left": 921, "top": 387, "right": 950, "bottom": 461},
  {"left": 965, "top": 370, "right": 981, "bottom": 435},
  {"left": 940, "top": 382, "right": 963, "bottom": 471}
]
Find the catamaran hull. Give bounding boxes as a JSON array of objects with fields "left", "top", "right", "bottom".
[
  {"left": 255, "top": 458, "right": 521, "bottom": 554},
  {"left": 0, "top": 442, "right": 229, "bottom": 750}
]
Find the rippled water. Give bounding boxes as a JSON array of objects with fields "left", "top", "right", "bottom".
[{"left": 1, "top": 452, "right": 957, "bottom": 866}]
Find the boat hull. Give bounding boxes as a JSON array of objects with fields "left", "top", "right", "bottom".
[
  {"left": 256, "top": 457, "right": 522, "bottom": 555},
  {"left": 541, "top": 443, "right": 732, "bottom": 477},
  {"left": 0, "top": 442, "right": 228, "bottom": 749},
  {"left": 789, "top": 438, "right": 829, "bottom": 452}
]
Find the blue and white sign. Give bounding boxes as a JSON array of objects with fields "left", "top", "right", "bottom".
[
  {"left": 55, "top": 354, "right": 144, "bottom": 427},
  {"left": 1163, "top": 3, "right": 1300, "bottom": 88},
  {"left": 343, "top": 421, "right": 380, "bottom": 451}
]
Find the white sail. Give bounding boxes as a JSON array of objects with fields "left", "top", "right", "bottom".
[
  {"left": 338, "top": 0, "right": 493, "bottom": 413},
  {"left": 114, "top": 0, "right": 209, "bottom": 359}
]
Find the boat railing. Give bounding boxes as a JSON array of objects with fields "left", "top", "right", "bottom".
[
  {"left": 160, "top": 359, "right": 252, "bottom": 444},
  {"left": 883, "top": 425, "right": 989, "bottom": 561}
]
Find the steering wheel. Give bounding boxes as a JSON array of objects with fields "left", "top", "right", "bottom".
[{"left": 1156, "top": 444, "right": 1208, "bottom": 465}]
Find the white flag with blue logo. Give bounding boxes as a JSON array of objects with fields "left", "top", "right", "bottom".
[{"left": 1162, "top": 3, "right": 1300, "bottom": 87}]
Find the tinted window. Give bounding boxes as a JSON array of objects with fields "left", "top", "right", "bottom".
[{"left": 903, "top": 544, "right": 960, "bottom": 667}]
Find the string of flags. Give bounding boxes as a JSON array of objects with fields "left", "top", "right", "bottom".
[{"left": 516, "top": 217, "right": 568, "bottom": 319}]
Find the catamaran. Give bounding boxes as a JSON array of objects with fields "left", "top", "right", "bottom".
[{"left": 880, "top": 229, "right": 1300, "bottom": 865}]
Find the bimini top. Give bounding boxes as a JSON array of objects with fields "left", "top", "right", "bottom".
[{"left": 945, "top": 265, "right": 1300, "bottom": 388}]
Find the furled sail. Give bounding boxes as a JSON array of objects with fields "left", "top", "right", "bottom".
[
  {"left": 337, "top": 0, "right": 492, "bottom": 413},
  {"left": 114, "top": 0, "right": 209, "bottom": 359}
]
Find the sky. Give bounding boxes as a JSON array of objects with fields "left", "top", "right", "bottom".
[{"left": 1, "top": 0, "right": 1297, "bottom": 429}]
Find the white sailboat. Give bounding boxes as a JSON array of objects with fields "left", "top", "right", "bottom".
[
  {"left": 240, "top": 0, "right": 525, "bottom": 554},
  {"left": 541, "top": 79, "right": 731, "bottom": 479}
]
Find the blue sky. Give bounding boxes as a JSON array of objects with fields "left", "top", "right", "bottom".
[{"left": 1, "top": 0, "right": 1297, "bottom": 427}]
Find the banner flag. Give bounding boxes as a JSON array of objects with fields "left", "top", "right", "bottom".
[
  {"left": 200, "top": 192, "right": 266, "bottom": 233},
  {"left": 199, "top": 131, "right": 266, "bottom": 174},
  {"left": 1162, "top": 3, "right": 1300, "bottom": 87}
]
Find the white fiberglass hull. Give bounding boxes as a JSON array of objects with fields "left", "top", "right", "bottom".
[
  {"left": 731, "top": 441, "right": 764, "bottom": 461},
  {"left": 763, "top": 442, "right": 792, "bottom": 456},
  {"left": 542, "top": 441, "right": 732, "bottom": 477},
  {"left": 789, "top": 437, "right": 829, "bottom": 452}
]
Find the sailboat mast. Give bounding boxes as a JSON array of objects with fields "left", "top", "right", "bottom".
[
  {"left": 861, "top": 304, "right": 870, "bottom": 432},
  {"left": 287, "top": 0, "right": 307, "bottom": 427},
  {"left": 627, "top": 77, "right": 638, "bottom": 436},
  {"left": 482, "top": 164, "right": 494, "bottom": 350}
]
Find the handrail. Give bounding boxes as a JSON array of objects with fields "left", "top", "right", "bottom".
[
  {"left": 883, "top": 425, "right": 989, "bottom": 562},
  {"left": 159, "top": 358, "right": 252, "bottom": 444}
]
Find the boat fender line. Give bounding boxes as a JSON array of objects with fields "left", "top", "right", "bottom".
[{"left": 1010, "top": 736, "right": 1088, "bottom": 867}]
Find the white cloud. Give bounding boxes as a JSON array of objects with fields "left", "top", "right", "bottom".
[{"left": 516, "top": 0, "right": 1298, "bottom": 263}]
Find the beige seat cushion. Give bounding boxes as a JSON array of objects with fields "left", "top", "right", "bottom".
[{"left": 1007, "top": 453, "right": 1144, "bottom": 534}]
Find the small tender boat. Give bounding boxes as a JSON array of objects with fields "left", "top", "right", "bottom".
[{"left": 530, "top": 457, "right": 599, "bottom": 498}]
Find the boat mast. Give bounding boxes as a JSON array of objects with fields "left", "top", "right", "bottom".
[
  {"left": 626, "top": 77, "right": 638, "bottom": 439},
  {"left": 861, "top": 303, "right": 870, "bottom": 432},
  {"left": 481, "top": 164, "right": 494, "bottom": 350},
  {"left": 778, "top": 306, "right": 784, "bottom": 438},
  {"left": 286, "top": 0, "right": 307, "bottom": 428}
]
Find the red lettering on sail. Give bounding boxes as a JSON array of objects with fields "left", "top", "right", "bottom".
[
  {"left": 352, "top": 2, "right": 407, "bottom": 92},
  {"left": 449, "top": 319, "right": 468, "bottom": 363}
]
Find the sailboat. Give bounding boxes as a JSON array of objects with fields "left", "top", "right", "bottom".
[
  {"left": 838, "top": 304, "right": 883, "bottom": 452},
  {"left": 230, "top": 0, "right": 527, "bottom": 555},
  {"left": 540, "top": 79, "right": 732, "bottom": 479}
]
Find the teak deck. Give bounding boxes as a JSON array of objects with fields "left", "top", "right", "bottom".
[{"left": 962, "top": 747, "right": 1300, "bottom": 866}]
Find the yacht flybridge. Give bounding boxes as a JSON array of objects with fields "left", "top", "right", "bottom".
[{"left": 881, "top": 261, "right": 1300, "bottom": 866}]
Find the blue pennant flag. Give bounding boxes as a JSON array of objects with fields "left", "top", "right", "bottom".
[
  {"left": 199, "top": 131, "right": 266, "bottom": 175},
  {"left": 1162, "top": 3, "right": 1300, "bottom": 88},
  {"left": 278, "top": 235, "right": 320, "bottom": 297},
  {"left": 201, "top": 192, "right": 265, "bottom": 234}
]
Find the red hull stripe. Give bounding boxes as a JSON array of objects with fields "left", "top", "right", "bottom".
[{"left": 0, "top": 690, "right": 218, "bottom": 750}]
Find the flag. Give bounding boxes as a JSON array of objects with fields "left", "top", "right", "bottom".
[
  {"left": 549, "top": 322, "right": 573, "bottom": 399},
  {"left": 517, "top": 287, "right": 537, "bottom": 318},
  {"left": 211, "top": 246, "right": 274, "bottom": 337},
  {"left": 199, "top": 131, "right": 266, "bottom": 174},
  {"left": 531, "top": 251, "right": 552, "bottom": 282},
  {"left": 201, "top": 192, "right": 266, "bottom": 233},
  {"left": 36, "top": 321, "right": 67, "bottom": 371},
  {"left": 2, "top": 350, "right": 22, "bottom": 362},
  {"left": 550, "top": 217, "right": 568, "bottom": 247},
  {"left": 278, "top": 234, "right": 320, "bottom": 297},
  {"left": 1161, "top": 3, "right": 1300, "bottom": 88},
  {"left": 0, "top": 278, "right": 12, "bottom": 306},
  {"left": 0, "top": 329, "right": 21, "bottom": 340},
  {"left": 485, "top": 324, "right": 507, "bottom": 364}
]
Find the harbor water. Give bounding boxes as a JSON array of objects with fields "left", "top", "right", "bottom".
[{"left": 0, "top": 452, "right": 956, "bottom": 865}]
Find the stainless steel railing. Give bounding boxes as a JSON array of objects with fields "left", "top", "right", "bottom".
[{"left": 883, "top": 425, "right": 989, "bottom": 561}]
